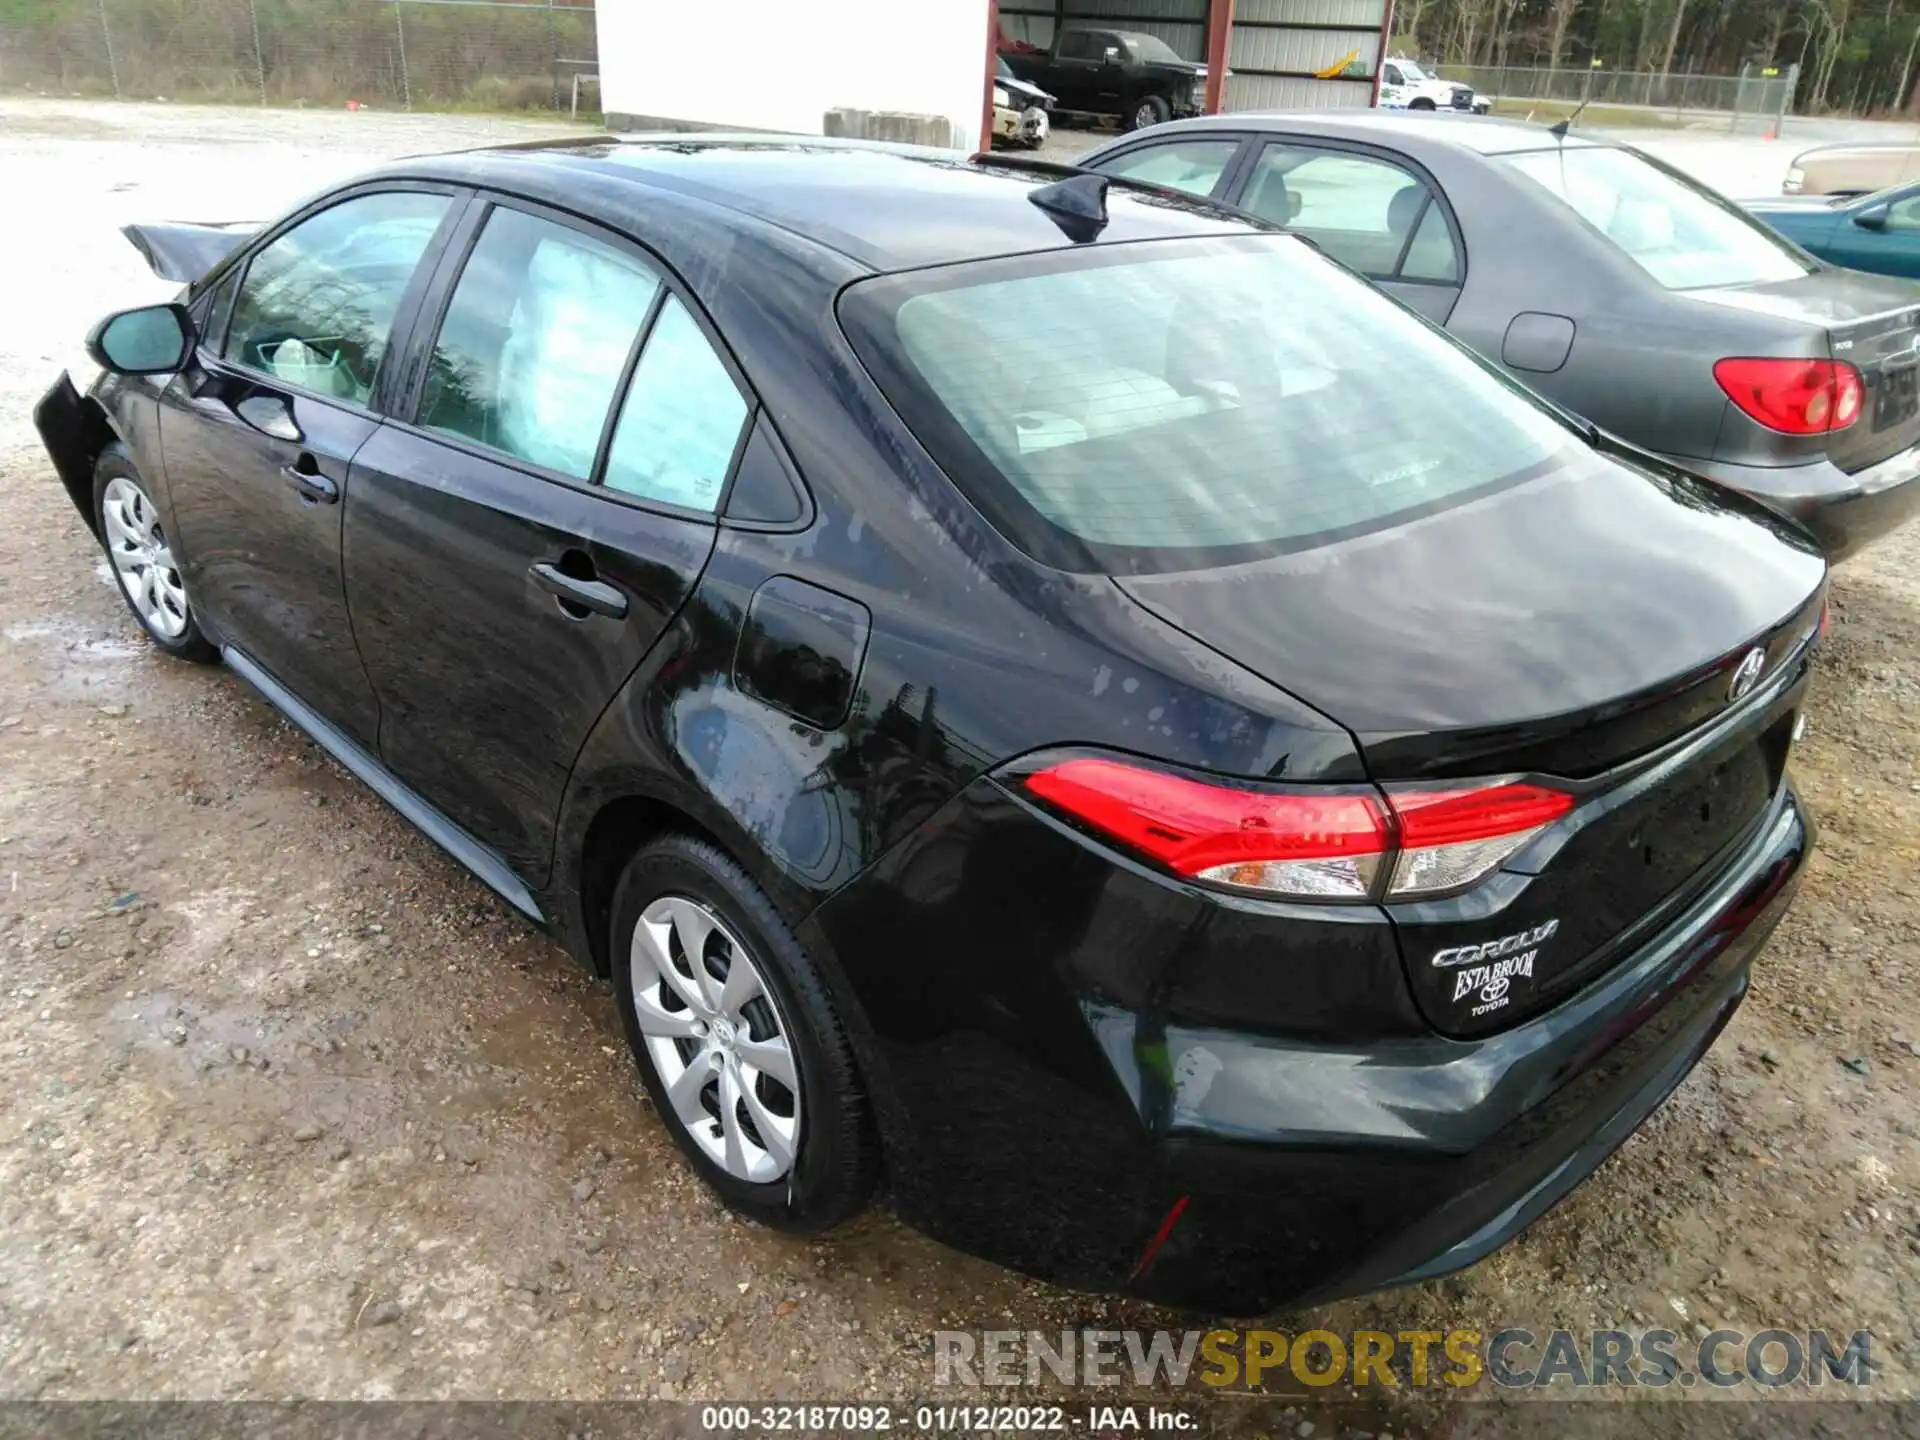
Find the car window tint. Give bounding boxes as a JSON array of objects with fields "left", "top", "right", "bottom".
[
  {"left": 224, "top": 191, "right": 449, "bottom": 405},
  {"left": 861, "top": 236, "right": 1574, "bottom": 565},
  {"left": 1399, "top": 199, "right": 1461, "bottom": 282},
  {"left": 1384, "top": 64, "right": 1403, "bottom": 85},
  {"left": 602, "top": 296, "right": 748, "bottom": 512},
  {"left": 1504, "top": 145, "right": 1812, "bottom": 289},
  {"left": 417, "top": 207, "right": 660, "bottom": 480},
  {"left": 1059, "top": 31, "right": 1093, "bottom": 59},
  {"left": 1096, "top": 140, "right": 1238, "bottom": 198},
  {"left": 1242, "top": 147, "right": 1435, "bottom": 277}
]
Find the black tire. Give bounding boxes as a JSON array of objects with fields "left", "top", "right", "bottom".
[
  {"left": 1409, "top": 97, "right": 1437, "bottom": 111},
  {"left": 92, "top": 444, "right": 218, "bottom": 664},
  {"left": 610, "top": 834, "right": 878, "bottom": 1232},
  {"left": 1129, "top": 94, "right": 1171, "bottom": 131}
]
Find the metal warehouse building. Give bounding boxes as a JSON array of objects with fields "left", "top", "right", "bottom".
[{"left": 597, "top": 0, "right": 1393, "bottom": 152}]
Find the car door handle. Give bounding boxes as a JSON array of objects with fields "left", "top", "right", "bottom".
[
  {"left": 279, "top": 458, "right": 338, "bottom": 505},
  {"left": 529, "top": 561, "right": 629, "bottom": 620}
]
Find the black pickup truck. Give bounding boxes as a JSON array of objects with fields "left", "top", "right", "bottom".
[{"left": 1001, "top": 27, "right": 1206, "bottom": 131}]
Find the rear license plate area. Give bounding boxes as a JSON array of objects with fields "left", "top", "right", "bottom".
[{"left": 1874, "top": 364, "right": 1918, "bottom": 432}]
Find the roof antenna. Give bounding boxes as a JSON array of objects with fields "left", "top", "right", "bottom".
[
  {"left": 1550, "top": 93, "right": 1592, "bottom": 140},
  {"left": 1028, "top": 172, "right": 1109, "bottom": 243}
]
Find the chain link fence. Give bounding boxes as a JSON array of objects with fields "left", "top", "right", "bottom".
[
  {"left": 1436, "top": 62, "right": 1801, "bottom": 136},
  {"left": 0, "top": 0, "right": 597, "bottom": 114}
]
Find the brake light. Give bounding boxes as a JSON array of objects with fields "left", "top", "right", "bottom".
[
  {"left": 1021, "top": 757, "right": 1572, "bottom": 901},
  {"left": 1386, "top": 784, "right": 1575, "bottom": 897},
  {"left": 1713, "top": 357, "right": 1863, "bottom": 435}
]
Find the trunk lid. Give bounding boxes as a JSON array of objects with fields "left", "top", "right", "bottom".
[
  {"left": 1114, "top": 449, "right": 1824, "bottom": 782},
  {"left": 1117, "top": 449, "right": 1825, "bottom": 1036},
  {"left": 1694, "top": 270, "right": 1920, "bottom": 473}
]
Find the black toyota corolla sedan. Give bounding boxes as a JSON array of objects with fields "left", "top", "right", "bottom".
[{"left": 35, "top": 137, "right": 1822, "bottom": 1315}]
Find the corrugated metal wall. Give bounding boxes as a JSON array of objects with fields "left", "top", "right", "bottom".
[
  {"left": 1063, "top": 0, "right": 1207, "bottom": 60},
  {"left": 997, "top": 0, "right": 1388, "bottom": 110},
  {"left": 999, "top": 0, "right": 1206, "bottom": 59},
  {"left": 1230, "top": 0, "right": 1385, "bottom": 110}
]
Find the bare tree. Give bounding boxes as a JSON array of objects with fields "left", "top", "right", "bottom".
[
  {"left": 1548, "top": 0, "right": 1582, "bottom": 69},
  {"left": 1660, "top": 0, "right": 1690, "bottom": 74}
]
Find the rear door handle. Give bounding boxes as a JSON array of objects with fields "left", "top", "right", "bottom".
[
  {"left": 279, "top": 456, "right": 338, "bottom": 505},
  {"left": 529, "top": 561, "right": 629, "bottom": 620}
]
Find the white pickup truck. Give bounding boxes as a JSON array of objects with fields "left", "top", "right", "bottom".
[{"left": 1378, "top": 57, "right": 1491, "bottom": 114}]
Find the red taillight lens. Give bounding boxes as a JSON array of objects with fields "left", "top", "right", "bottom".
[
  {"left": 1713, "top": 357, "right": 1863, "bottom": 435},
  {"left": 1021, "top": 758, "right": 1390, "bottom": 899},
  {"left": 1020, "top": 758, "right": 1572, "bottom": 902},
  {"left": 1385, "top": 784, "right": 1574, "bottom": 897}
]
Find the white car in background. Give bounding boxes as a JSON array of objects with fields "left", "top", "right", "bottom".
[{"left": 1379, "top": 57, "right": 1491, "bottom": 114}]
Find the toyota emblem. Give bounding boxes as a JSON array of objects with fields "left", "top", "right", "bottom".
[{"left": 1728, "top": 647, "right": 1766, "bottom": 703}]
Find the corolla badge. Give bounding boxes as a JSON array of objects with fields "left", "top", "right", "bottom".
[
  {"left": 1434, "top": 918, "right": 1559, "bottom": 1020},
  {"left": 1728, "top": 647, "right": 1767, "bottom": 703}
]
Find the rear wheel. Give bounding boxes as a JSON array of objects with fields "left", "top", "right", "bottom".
[
  {"left": 1410, "top": 97, "right": 1437, "bottom": 111},
  {"left": 1130, "top": 94, "right": 1171, "bottom": 131},
  {"left": 610, "top": 834, "right": 877, "bottom": 1231},
  {"left": 92, "top": 446, "right": 217, "bottom": 664}
]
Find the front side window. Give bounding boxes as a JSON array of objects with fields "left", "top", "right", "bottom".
[
  {"left": 1241, "top": 146, "right": 1452, "bottom": 281},
  {"left": 842, "top": 236, "right": 1575, "bottom": 572},
  {"left": 602, "top": 297, "right": 749, "bottom": 512},
  {"left": 1504, "top": 145, "right": 1813, "bottom": 289},
  {"left": 418, "top": 207, "right": 660, "bottom": 479},
  {"left": 1884, "top": 190, "right": 1920, "bottom": 230},
  {"left": 1094, "top": 139, "right": 1239, "bottom": 199},
  {"left": 225, "top": 191, "right": 451, "bottom": 405}
]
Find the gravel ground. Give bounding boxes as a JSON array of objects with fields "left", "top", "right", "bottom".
[{"left": 1, "top": 99, "right": 1918, "bottom": 1433}]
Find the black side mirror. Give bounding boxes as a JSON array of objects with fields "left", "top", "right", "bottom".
[
  {"left": 85, "top": 303, "right": 195, "bottom": 376},
  {"left": 1102, "top": 47, "right": 1121, "bottom": 66},
  {"left": 1855, "top": 205, "right": 1889, "bottom": 231}
]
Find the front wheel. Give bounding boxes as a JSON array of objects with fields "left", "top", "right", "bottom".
[
  {"left": 610, "top": 834, "right": 878, "bottom": 1232},
  {"left": 93, "top": 446, "right": 217, "bottom": 664},
  {"left": 1409, "top": 97, "right": 1437, "bottom": 111},
  {"left": 1129, "top": 94, "right": 1171, "bottom": 131}
]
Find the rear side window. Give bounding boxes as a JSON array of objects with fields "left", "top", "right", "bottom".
[
  {"left": 1504, "top": 145, "right": 1812, "bottom": 289},
  {"left": 418, "top": 207, "right": 660, "bottom": 480},
  {"left": 1241, "top": 145, "right": 1455, "bottom": 282},
  {"left": 1401, "top": 202, "right": 1460, "bottom": 282},
  {"left": 1094, "top": 140, "right": 1239, "bottom": 199},
  {"left": 602, "top": 297, "right": 750, "bottom": 512},
  {"left": 225, "top": 191, "right": 450, "bottom": 405},
  {"left": 841, "top": 236, "right": 1574, "bottom": 573}
]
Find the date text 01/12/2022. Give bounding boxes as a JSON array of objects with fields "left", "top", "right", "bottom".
[{"left": 698, "top": 1404, "right": 1197, "bottom": 1432}]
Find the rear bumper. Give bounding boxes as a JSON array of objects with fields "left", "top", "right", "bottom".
[
  {"left": 811, "top": 774, "right": 1812, "bottom": 1315},
  {"left": 1137, "top": 787, "right": 1808, "bottom": 1311},
  {"left": 1681, "top": 443, "right": 1920, "bottom": 561}
]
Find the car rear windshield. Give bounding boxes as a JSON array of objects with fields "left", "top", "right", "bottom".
[
  {"left": 839, "top": 234, "right": 1578, "bottom": 574},
  {"left": 1503, "top": 145, "right": 1813, "bottom": 290}
]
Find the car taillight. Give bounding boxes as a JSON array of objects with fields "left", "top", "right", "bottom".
[
  {"left": 1713, "top": 357, "right": 1863, "bottom": 435},
  {"left": 1020, "top": 757, "right": 1572, "bottom": 902}
]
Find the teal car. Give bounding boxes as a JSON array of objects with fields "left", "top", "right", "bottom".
[{"left": 1747, "top": 184, "right": 1920, "bottom": 279}]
